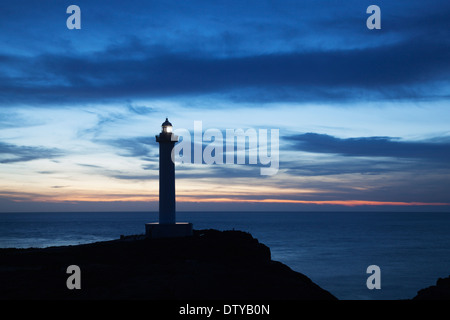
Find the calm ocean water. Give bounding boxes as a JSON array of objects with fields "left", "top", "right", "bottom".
[{"left": 1, "top": 211, "right": 450, "bottom": 300}]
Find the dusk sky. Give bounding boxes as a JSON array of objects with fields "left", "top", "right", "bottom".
[{"left": 1, "top": 0, "right": 449, "bottom": 212}]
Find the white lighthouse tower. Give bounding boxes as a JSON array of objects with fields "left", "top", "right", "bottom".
[
  {"left": 157, "top": 117, "right": 177, "bottom": 224},
  {"left": 145, "top": 118, "right": 193, "bottom": 238}
]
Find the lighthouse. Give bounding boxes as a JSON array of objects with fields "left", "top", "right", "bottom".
[
  {"left": 145, "top": 118, "right": 193, "bottom": 238},
  {"left": 157, "top": 118, "right": 177, "bottom": 224}
]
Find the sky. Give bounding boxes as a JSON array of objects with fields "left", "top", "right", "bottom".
[{"left": 0, "top": 0, "right": 449, "bottom": 212}]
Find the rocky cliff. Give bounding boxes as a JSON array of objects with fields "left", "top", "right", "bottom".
[
  {"left": 0, "top": 229, "right": 337, "bottom": 300},
  {"left": 413, "top": 275, "right": 450, "bottom": 300}
]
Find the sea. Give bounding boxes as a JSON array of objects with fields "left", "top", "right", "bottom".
[{"left": 1, "top": 211, "right": 450, "bottom": 300}]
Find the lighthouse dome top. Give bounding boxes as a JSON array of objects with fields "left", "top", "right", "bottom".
[
  {"left": 162, "top": 118, "right": 172, "bottom": 127},
  {"left": 161, "top": 118, "right": 173, "bottom": 134}
]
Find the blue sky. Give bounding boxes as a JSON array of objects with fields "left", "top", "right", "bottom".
[{"left": 0, "top": 0, "right": 449, "bottom": 212}]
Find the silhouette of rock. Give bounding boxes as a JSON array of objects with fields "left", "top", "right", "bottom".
[
  {"left": 0, "top": 229, "right": 336, "bottom": 300},
  {"left": 413, "top": 275, "right": 450, "bottom": 300}
]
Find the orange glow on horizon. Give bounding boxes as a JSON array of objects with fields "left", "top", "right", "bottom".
[
  {"left": 175, "top": 197, "right": 450, "bottom": 207},
  {"left": 10, "top": 193, "right": 447, "bottom": 207}
]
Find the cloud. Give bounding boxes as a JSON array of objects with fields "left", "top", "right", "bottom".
[
  {"left": 0, "top": 141, "right": 63, "bottom": 164},
  {"left": 126, "top": 104, "right": 154, "bottom": 115},
  {"left": 111, "top": 174, "right": 156, "bottom": 180},
  {"left": 0, "top": 1, "right": 449, "bottom": 106},
  {"left": 100, "top": 137, "right": 157, "bottom": 158},
  {"left": 0, "top": 30, "right": 449, "bottom": 106},
  {"left": 283, "top": 158, "right": 406, "bottom": 177},
  {"left": 285, "top": 133, "right": 450, "bottom": 164},
  {"left": 76, "top": 163, "right": 104, "bottom": 169},
  {"left": 175, "top": 163, "right": 263, "bottom": 179}
]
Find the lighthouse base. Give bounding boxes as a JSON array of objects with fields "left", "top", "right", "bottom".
[{"left": 145, "top": 222, "right": 193, "bottom": 239}]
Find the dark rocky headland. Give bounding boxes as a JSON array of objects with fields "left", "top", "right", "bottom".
[
  {"left": 413, "top": 275, "right": 450, "bottom": 300},
  {"left": 0, "top": 229, "right": 337, "bottom": 300}
]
